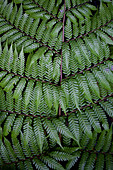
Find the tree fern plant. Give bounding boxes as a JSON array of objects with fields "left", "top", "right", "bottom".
[{"left": 0, "top": 0, "right": 113, "bottom": 169}]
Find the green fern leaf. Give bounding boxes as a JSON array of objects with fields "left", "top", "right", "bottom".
[
  {"left": 69, "top": 78, "right": 80, "bottom": 110},
  {"left": 4, "top": 76, "right": 19, "bottom": 92},
  {"left": 78, "top": 112, "right": 92, "bottom": 138},
  {"left": 43, "top": 118, "right": 62, "bottom": 147},
  {"left": 0, "top": 1, "right": 113, "bottom": 169},
  {"left": 95, "top": 154, "right": 104, "bottom": 170},
  {"left": 11, "top": 115, "right": 24, "bottom": 137},
  {"left": 14, "top": 4, "right": 23, "bottom": 27},
  {"left": 33, "top": 158, "right": 49, "bottom": 170},
  {"left": 0, "top": 142, "right": 11, "bottom": 163},
  {"left": 13, "top": 78, "right": 26, "bottom": 99},
  {"left": 0, "top": 74, "right": 12, "bottom": 88},
  {"left": 24, "top": 80, "right": 34, "bottom": 108},
  {"left": 33, "top": 117, "right": 45, "bottom": 153},
  {"left": 68, "top": 115, "right": 80, "bottom": 145},
  {"left": 12, "top": 137, "right": 25, "bottom": 159},
  {"left": 29, "top": 47, "right": 47, "bottom": 67},
  {"left": 102, "top": 125, "right": 112, "bottom": 152},
  {"left": 95, "top": 130, "right": 106, "bottom": 151},
  {"left": 3, "top": 114, "right": 16, "bottom": 136},
  {"left": 4, "top": 137, "right": 17, "bottom": 162},
  {"left": 41, "top": 155, "right": 65, "bottom": 170},
  {"left": 52, "top": 118, "right": 76, "bottom": 141},
  {"left": 43, "top": 84, "right": 53, "bottom": 109}
]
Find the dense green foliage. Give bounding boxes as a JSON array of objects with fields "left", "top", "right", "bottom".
[{"left": 0, "top": 0, "right": 113, "bottom": 169}]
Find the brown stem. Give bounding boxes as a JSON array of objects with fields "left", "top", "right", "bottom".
[
  {"left": 66, "top": 93, "right": 113, "bottom": 115},
  {"left": 60, "top": 50, "right": 63, "bottom": 84},
  {"left": 58, "top": 0, "right": 66, "bottom": 141},
  {"left": 0, "top": 68, "right": 58, "bottom": 87},
  {"left": 3, "top": 152, "right": 44, "bottom": 165},
  {"left": 60, "top": 0, "right": 66, "bottom": 85},
  {"left": 59, "top": 0, "right": 66, "bottom": 113},
  {"left": 0, "top": 14, "right": 60, "bottom": 55},
  {"left": 0, "top": 93, "right": 113, "bottom": 119},
  {"left": 58, "top": 105, "right": 61, "bottom": 116},
  {"left": 3, "top": 147, "right": 113, "bottom": 165},
  {"left": 64, "top": 57, "right": 110, "bottom": 80},
  {"left": 66, "top": 19, "right": 113, "bottom": 43},
  {"left": 32, "top": 0, "right": 61, "bottom": 22},
  {"left": 66, "top": 1, "right": 90, "bottom": 11}
]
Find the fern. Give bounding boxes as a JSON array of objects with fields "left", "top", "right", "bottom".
[{"left": 0, "top": 0, "right": 113, "bottom": 169}]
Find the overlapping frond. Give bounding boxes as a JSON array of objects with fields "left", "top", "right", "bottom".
[
  {"left": 0, "top": 0, "right": 63, "bottom": 54},
  {"left": 0, "top": 43, "right": 113, "bottom": 114},
  {"left": 0, "top": 0, "right": 113, "bottom": 169},
  {"left": 0, "top": 127, "right": 113, "bottom": 170}
]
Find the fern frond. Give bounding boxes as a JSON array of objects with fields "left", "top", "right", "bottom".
[
  {"left": 4, "top": 137, "right": 17, "bottom": 162},
  {"left": 43, "top": 118, "right": 62, "bottom": 147},
  {"left": 0, "top": 142, "right": 11, "bottom": 163},
  {"left": 68, "top": 114, "right": 80, "bottom": 145},
  {"left": 11, "top": 115, "right": 24, "bottom": 138},
  {"left": 41, "top": 155, "right": 65, "bottom": 170},
  {"left": 3, "top": 113, "right": 16, "bottom": 136},
  {"left": 12, "top": 137, "right": 25, "bottom": 159},
  {"left": 78, "top": 111, "right": 92, "bottom": 138},
  {"left": 100, "top": 100, "right": 113, "bottom": 117},
  {"left": 0, "top": 0, "right": 113, "bottom": 169},
  {"left": 33, "top": 117, "right": 45, "bottom": 153},
  {"left": 32, "top": 158, "right": 49, "bottom": 170},
  {"left": 52, "top": 118, "right": 76, "bottom": 141}
]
